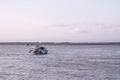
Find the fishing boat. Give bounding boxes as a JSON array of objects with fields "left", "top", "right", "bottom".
[
  {"left": 27, "top": 43, "right": 48, "bottom": 55},
  {"left": 30, "top": 47, "right": 48, "bottom": 55}
]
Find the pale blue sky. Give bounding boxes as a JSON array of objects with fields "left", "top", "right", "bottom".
[{"left": 0, "top": 0, "right": 120, "bottom": 42}]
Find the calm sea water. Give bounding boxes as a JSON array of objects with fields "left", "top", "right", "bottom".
[{"left": 0, "top": 45, "right": 120, "bottom": 80}]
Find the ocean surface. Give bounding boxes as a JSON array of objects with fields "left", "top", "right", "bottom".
[{"left": 0, "top": 45, "right": 120, "bottom": 80}]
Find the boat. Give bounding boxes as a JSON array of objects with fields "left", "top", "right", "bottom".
[
  {"left": 30, "top": 47, "right": 48, "bottom": 55},
  {"left": 29, "top": 44, "right": 48, "bottom": 55}
]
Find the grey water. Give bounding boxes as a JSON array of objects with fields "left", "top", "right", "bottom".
[{"left": 0, "top": 45, "right": 120, "bottom": 80}]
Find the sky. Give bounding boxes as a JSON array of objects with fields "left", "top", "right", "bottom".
[{"left": 0, "top": 0, "right": 120, "bottom": 42}]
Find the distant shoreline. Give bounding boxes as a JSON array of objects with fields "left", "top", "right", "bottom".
[{"left": 0, "top": 42, "right": 120, "bottom": 45}]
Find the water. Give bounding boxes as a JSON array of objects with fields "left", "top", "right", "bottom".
[{"left": 0, "top": 45, "right": 120, "bottom": 80}]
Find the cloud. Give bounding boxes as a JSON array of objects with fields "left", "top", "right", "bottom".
[
  {"left": 69, "top": 27, "right": 89, "bottom": 35},
  {"left": 70, "top": 28, "right": 80, "bottom": 33},
  {"left": 80, "top": 30, "right": 89, "bottom": 34},
  {"left": 51, "top": 23, "right": 81, "bottom": 27},
  {"left": 51, "top": 23, "right": 120, "bottom": 28},
  {"left": 49, "top": 23, "right": 120, "bottom": 36}
]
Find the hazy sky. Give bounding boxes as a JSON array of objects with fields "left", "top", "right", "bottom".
[{"left": 0, "top": 0, "right": 120, "bottom": 42}]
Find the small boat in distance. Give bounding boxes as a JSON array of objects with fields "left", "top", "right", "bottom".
[{"left": 27, "top": 43, "right": 48, "bottom": 55}]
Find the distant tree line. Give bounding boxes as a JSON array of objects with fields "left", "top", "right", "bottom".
[{"left": 0, "top": 42, "right": 120, "bottom": 45}]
